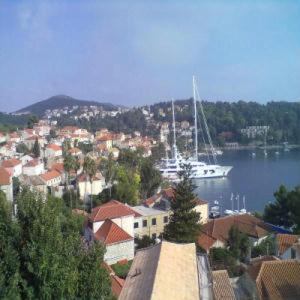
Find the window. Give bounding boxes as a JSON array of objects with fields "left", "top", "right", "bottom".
[
  {"left": 152, "top": 218, "right": 156, "bottom": 226},
  {"left": 152, "top": 233, "right": 157, "bottom": 239},
  {"left": 163, "top": 216, "right": 168, "bottom": 223},
  {"left": 143, "top": 220, "right": 147, "bottom": 227},
  {"left": 134, "top": 222, "right": 139, "bottom": 229}
]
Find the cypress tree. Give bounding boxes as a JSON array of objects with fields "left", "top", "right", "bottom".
[
  {"left": 32, "top": 138, "right": 40, "bottom": 158},
  {"left": 164, "top": 164, "right": 201, "bottom": 243}
]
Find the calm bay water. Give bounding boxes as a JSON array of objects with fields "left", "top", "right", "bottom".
[{"left": 194, "top": 148, "right": 300, "bottom": 213}]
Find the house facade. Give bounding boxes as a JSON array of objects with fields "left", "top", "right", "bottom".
[{"left": 0, "top": 167, "right": 13, "bottom": 201}]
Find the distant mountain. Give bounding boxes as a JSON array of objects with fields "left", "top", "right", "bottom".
[{"left": 15, "top": 95, "right": 120, "bottom": 116}]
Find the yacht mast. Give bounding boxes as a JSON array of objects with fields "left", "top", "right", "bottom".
[
  {"left": 194, "top": 77, "right": 217, "bottom": 164},
  {"left": 171, "top": 99, "right": 177, "bottom": 159},
  {"left": 193, "top": 76, "right": 198, "bottom": 160}
]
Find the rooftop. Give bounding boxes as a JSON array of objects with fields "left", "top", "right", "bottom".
[
  {"left": 40, "top": 170, "right": 61, "bottom": 181},
  {"left": 132, "top": 205, "right": 167, "bottom": 217},
  {"left": 90, "top": 200, "right": 141, "bottom": 222},
  {"left": 0, "top": 167, "right": 11, "bottom": 185},
  {"left": 119, "top": 241, "right": 200, "bottom": 300},
  {"left": 212, "top": 270, "right": 236, "bottom": 300},
  {"left": 276, "top": 234, "right": 299, "bottom": 256},
  {"left": 256, "top": 260, "right": 300, "bottom": 300},
  {"left": 2, "top": 158, "right": 21, "bottom": 168},
  {"left": 94, "top": 219, "right": 133, "bottom": 245}
]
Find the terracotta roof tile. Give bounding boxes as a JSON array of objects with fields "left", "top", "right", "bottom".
[
  {"left": 0, "top": 167, "right": 11, "bottom": 185},
  {"left": 212, "top": 270, "right": 236, "bottom": 300},
  {"left": 276, "top": 234, "right": 299, "bottom": 256},
  {"left": 247, "top": 256, "right": 278, "bottom": 281},
  {"left": 40, "top": 170, "right": 61, "bottom": 181},
  {"left": 46, "top": 144, "right": 62, "bottom": 151},
  {"left": 90, "top": 200, "right": 141, "bottom": 222},
  {"left": 256, "top": 260, "right": 300, "bottom": 300},
  {"left": 2, "top": 158, "right": 21, "bottom": 168},
  {"left": 24, "top": 159, "right": 42, "bottom": 168},
  {"left": 51, "top": 162, "right": 64, "bottom": 173},
  {"left": 197, "top": 233, "right": 217, "bottom": 252},
  {"left": 94, "top": 219, "right": 133, "bottom": 245},
  {"left": 201, "top": 214, "right": 270, "bottom": 244}
]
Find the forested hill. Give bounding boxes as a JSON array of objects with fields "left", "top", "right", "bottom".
[
  {"left": 149, "top": 99, "right": 300, "bottom": 144},
  {"left": 15, "top": 95, "right": 119, "bottom": 117}
]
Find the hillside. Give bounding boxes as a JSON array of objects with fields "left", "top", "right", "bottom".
[{"left": 15, "top": 95, "right": 119, "bottom": 116}]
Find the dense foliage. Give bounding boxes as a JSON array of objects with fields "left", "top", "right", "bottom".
[
  {"left": 164, "top": 164, "right": 201, "bottom": 243},
  {"left": 263, "top": 184, "right": 300, "bottom": 233},
  {"left": 0, "top": 190, "right": 113, "bottom": 299}
]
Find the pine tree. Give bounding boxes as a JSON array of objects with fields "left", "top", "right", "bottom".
[
  {"left": 164, "top": 164, "right": 201, "bottom": 243},
  {"left": 32, "top": 138, "right": 40, "bottom": 158}
]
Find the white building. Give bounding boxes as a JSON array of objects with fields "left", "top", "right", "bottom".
[
  {"left": 77, "top": 173, "right": 105, "bottom": 200},
  {"left": 23, "top": 159, "right": 45, "bottom": 176},
  {"left": 1, "top": 158, "right": 22, "bottom": 177},
  {"left": 40, "top": 170, "right": 62, "bottom": 186},
  {"left": 0, "top": 167, "right": 13, "bottom": 201},
  {"left": 86, "top": 200, "right": 141, "bottom": 265},
  {"left": 45, "top": 144, "right": 62, "bottom": 158}
]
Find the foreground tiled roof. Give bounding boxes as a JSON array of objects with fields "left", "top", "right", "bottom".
[
  {"left": 276, "top": 234, "right": 299, "bottom": 256},
  {"left": 212, "top": 270, "right": 236, "bottom": 300},
  {"left": 256, "top": 260, "right": 300, "bottom": 300},
  {"left": 247, "top": 256, "right": 278, "bottom": 281},
  {"left": 94, "top": 219, "right": 133, "bottom": 245},
  {"left": 40, "top": 170, "right": 61, "bottom": 181},
  {"left": 2, "top": 158, "right": 21, "bottom": 168},
  {"left": 119, "top": 241, "right": 200, "bottom": 300},
  {"left": 0, "top": 167, "right": 11, "bottom": 185},
  {"left": 51, "top": 162, "right": 64, "bottom": 173},
  {"left": 90, "top": 200, "right": 141, "bottom": 222}
]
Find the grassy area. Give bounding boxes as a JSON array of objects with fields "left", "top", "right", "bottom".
[{"left": 111, "top": 260, "right": 133, "bottom": 278}]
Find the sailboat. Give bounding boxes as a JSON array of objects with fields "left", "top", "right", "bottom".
[{"left": 158, "top": 77, "right": 233, "bottom": 180}]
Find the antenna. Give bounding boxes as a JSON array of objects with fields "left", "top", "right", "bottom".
[{"left": 193, "top": 76, "right": 198, "bottom": 160}]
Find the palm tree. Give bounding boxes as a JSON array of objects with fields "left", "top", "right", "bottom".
[
  {"left": 99, "top": 153, "right": 116, "bottom": 198},
  {"left": 63, "top": 154, "right": 76, "bottom": 208},
  {"left": 83, "top": 156, "right": 97, "bottom": 212}
]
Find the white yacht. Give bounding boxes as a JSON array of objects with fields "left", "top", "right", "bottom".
[{"left": 158, "top": 77, "right": 233, "bottom": 181}]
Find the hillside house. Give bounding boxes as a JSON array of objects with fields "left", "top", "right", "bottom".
[{"left": 0, "top": 167, "right": 13, "bottom": 201}]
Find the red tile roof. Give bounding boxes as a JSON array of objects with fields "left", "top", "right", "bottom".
[
  {"left": 68, "top": 147, "right": 81, "bottom": 154},
  {"left": 197, "top": 233, "right": 217, "bottom": 252},
  {"left": 77, "top": 173, "right": 103, "bottom": 182},
  {"left": 40, "top": 170, "right": 61, "bottom": 181},
  {"left": 24, "top": 159, "right": 41, "bottom": 168},
  {"left": 51, "top": 162, "right": 64, "bottom": 173},
  {"left": 2, "top": 158, "right": 21, "bottom": 168},
  {"left": 102, "top": 262, "right": 125, "bottom": 297},
  {"left": 94, "top": 219, "right": 133, "bottom": 245},
  {"left": 276, "top": 234, "right": 299, "bottom": 256},
  {"left": 90, "top": 200, "right": 141, "bottom": 222},
  {"left": 256, "top": 260, "right": 300, "bottom": 300},
  {"left": 46, "top": 144, "right": 62, "bottom": 151},
  {"left": 0, "top": 167, "right": 11, "bottom": 185}
]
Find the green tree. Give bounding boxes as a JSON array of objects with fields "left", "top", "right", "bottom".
[
  {"left": 83, "top": 156, "right": 97, "bottom": 212},
  {"left": 16, "top": 142, "right": 29, "bottom": 154},
  {"left": 7, "top": 188, "right": 113, "bottom": 299},
  {"left": 99, "top": 154, "right": 117, "bottom": 198},
  {"left": 63, "top": 154, "right": 77, "bottom": 208},
  {"left": 140, "top": 158, "right": 162, "bottom": 199},
  {"left": 263, "top": 185, "right": 296, "bottom": 229},
  {"left": 151, "top": 142, "right": 166, "bottom": 162},
  {"left": 27, "top": 115, "right": 38, "bottom": 129},
  {"left": 228, "top": 225, "right": 250, "bottom": 260},
  {"left": 163, "top": 164, "right": 201, "bottom": 243},
  {"left": 0, "top": 191, "right": 22, "bottom": 299},
  {"left": 115, "top": 166, "right": 140, "bottom": 205},
  {"left": 32, "top": 138, "right": 40, "bottom": 158}
]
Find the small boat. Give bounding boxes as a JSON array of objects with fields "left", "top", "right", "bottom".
[
  {"left": 251, "top": 152, "right": 256, "bottom": 157},
  {"left": 275, "top": 151, "right": 279, "bottom": 155},
  {"left": 224, "top": 209, "right": 234, "bottom": 215}
]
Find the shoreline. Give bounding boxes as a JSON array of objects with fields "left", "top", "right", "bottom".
[{"left": 220, "top": 144, "right": 300, "bottom": 151}]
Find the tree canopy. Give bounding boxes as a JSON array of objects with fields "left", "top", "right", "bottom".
[
  {"left": 163, "top": 164, "right": 201, "bottom": 243},
  {"left": 0, "top": 189, "right": 113, "bottom": 299}
]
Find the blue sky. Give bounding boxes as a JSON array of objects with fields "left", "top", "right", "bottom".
[{"left": 0, "top": 0, "right": 300, "bottom": 112}]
